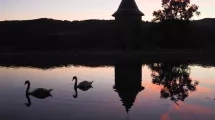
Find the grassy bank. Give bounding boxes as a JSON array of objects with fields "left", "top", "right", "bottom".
[{"left": 0, "top": 50, "right": 214, "bottom": 69}]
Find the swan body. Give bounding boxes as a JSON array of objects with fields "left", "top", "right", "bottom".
[
  {"left": 76, "top": 81, "right": 93, "bottom": 91},
  {"left": 72, "top": 76, "right": 93, "bottom": 98},
  {"left": 29, "top": 88, "right": 53, "bottom": 99},
  {"left": 25, "top": 80, "right": 53, "bottom": 99},
  {"left": 73, "top": 76, "right": 93, "bottom": 91}
]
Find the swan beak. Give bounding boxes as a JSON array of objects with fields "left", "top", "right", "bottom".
[
  {"left": 73, "top": 95, "right": 77, "bottom": 98},
  {"left": 25, "top": 103, "right": 31, "bottom": 107},
  {"left": 49, "top": 94, "right": 53, "bottom": 97}
]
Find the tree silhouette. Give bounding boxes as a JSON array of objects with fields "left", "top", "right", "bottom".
[
  {"left": 148, "top": 63, "right": 199, "bottom": 105},
  {"left": 152, "top": 0, "right": 200, "bottom": 22}
]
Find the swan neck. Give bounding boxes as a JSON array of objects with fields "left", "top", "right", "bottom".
[
  {"left": 26, "top": 94, "right": 31, "bottom": 106},
  {"left": 26, "top": 82, "right": 30, "bottom": 95},
  {"left": 74, "top": 78, "right": 78, "bottom": 88},
  {"left": 73, "top": 87, "right": 78, "bottom": 98}
]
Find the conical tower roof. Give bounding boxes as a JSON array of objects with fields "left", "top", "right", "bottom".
[
  {"left": 112, "top": 0, "right": 144, "bottom": 17},
  {"left": 113, "top": 85, "right": 145, "bottom": 113}
]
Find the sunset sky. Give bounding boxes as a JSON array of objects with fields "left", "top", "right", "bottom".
[{"left": 1, "top": 0, "right": 214, "bottom": 21}]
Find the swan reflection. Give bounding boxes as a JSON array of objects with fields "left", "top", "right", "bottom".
[
  {"left": 72, "top": 76, "right": 93, "bottom": 98},
  {"left": 24, "top": 80, "right": 53, "bottom": 107}
]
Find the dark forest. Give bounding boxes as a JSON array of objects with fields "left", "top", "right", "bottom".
[{"left": 0, "top": 18, "right": 215, "bottom": 51}]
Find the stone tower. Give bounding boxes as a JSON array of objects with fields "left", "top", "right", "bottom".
[
  {"left": 114, "top": 61, "right": 144, "bottom": 113},
  {"left": 112, "top": 0, "right": 144, "bottom": 21},
  {"left": 112, "top": 0, "right": 144, "bottom": 50}
]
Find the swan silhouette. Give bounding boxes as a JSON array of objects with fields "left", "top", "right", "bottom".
[
  {"left": 25, "top": 94, "right": 32, "bottom": 107},
  {"left": 72, "top": 76, "right": 93, "bottom": 98},
  {"left": 24, "top": 80, "right": 53, "bottom": 107}
]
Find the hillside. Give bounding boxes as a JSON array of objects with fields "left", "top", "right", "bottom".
[
  {"left": 191, "top": 18, "right": 215, "bottom": 26},
  {"left": 0, "top": 18, "right": 113, "bottom": 35},
  {"left": 1, "top": 18, "right": 214, "bottom": 34},
  {"left": 0, "top": 18, "right": 215, "bottom": 51}
]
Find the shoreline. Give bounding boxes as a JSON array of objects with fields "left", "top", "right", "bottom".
[{"left": 0, "top": 50, "right": 215, "bottom": 69}]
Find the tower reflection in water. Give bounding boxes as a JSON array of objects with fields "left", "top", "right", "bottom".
[{"left": 113, "top": 61, "right": 145, "bottom": 113}]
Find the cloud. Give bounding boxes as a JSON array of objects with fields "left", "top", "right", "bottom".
[{"left": 160, "top": 102, "right": 215, "bottom": 120}]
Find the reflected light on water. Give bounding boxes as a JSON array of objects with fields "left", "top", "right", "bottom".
[{"left": 0, "top": 64, "right": 215, "bottom": 120}]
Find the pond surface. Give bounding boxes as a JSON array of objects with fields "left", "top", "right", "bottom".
[{"left": 1, "top": 63, "right": 215, "bottom": 120}]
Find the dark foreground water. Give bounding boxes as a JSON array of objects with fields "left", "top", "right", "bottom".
[{"left": 1, "top": 64, "right": 215, "bottom": 120}]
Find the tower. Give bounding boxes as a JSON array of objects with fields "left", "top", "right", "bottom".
[
  {"left": 112, "top": 0, "right": 144, "bottom": 22},
  {"left": 113, "top": 61, "right": 144, "bottom": 113},
  {"left": 112, "top": 0, "right": 144, "bottom": 50}
]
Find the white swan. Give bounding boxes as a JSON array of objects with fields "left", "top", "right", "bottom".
[
  {"left": 72, "top": 76, "right": 93, "bottom": 98},
  {"left": 72, "top": 76, "right": 93, "bottom": 91},
  {"left": 24, "top": 80, "right": 53, "bottom": 99}
]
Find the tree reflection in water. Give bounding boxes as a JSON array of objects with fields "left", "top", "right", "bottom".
[{"left": 148, "top": 63, "right": 199, "bottom": 105}]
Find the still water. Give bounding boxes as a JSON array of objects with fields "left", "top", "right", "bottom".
[{"left": 1, "top": 63, "right": 215, "bottom": 120}]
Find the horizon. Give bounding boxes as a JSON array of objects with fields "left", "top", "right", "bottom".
[{"left": 1, "top": 0, "right": 215, "bottom": 21}]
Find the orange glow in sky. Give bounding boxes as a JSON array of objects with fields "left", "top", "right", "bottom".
[{"left": 1, "top": 0, "right": 214, "bottom": 21}]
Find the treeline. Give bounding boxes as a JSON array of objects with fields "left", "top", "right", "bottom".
[
  {"left": 143, "top": 19, "right": 215, "bottom": 49},
  {"left": 0, "top": 18, "right": 117, "bottom": 51},
  {"left": 0, "top": 18, "right": 215, "bottom": 51}
]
